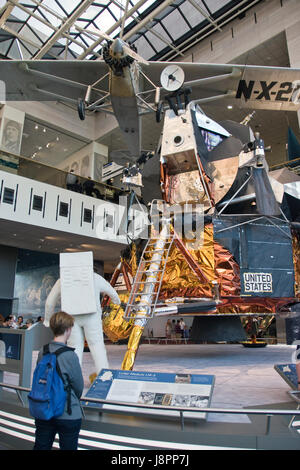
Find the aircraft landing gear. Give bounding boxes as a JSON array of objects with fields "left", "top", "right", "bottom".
[{"left": 78, "top": 98, "right": 86, "bottom": 121}]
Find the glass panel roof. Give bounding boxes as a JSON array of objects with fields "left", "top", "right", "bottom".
[{"left": 0, "top": 0, "right": 262, "bottom": 61}]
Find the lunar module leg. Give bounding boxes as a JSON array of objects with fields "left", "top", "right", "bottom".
[{"left": 121, "top": 220, "right": 174, "bottom": 370}]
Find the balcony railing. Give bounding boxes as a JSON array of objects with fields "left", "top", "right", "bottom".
[
  {"left": 0, "top": 149, "right": 123, "bottom": 203},
  {"left": 1, "top": 381, "right": 300, "bottom": 435},
  {"left": 270, "top": 156, "right": 300, "bottom": 175}
]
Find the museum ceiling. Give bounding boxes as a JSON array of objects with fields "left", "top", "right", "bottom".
[
  {"left": 0, "top": 0, "right": 262, "bottom": 61},
  {"left": 1, "top": 0, "right": 299, "bottom": 169}
]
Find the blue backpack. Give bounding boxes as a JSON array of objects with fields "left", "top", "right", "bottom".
[{"left": 28, "top": 344, "right": 73, "bottom": 420}]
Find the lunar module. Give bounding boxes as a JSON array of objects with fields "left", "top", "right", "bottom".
[{"left": 102, "top": 88, "right": 300, "bottom": 371}]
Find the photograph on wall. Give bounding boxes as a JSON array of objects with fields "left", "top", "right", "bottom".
[
  {"left": 80, "top": 154, "right": 90, "bottom": 178},
  {"left": 1, "top": 118, "right": 23, "bottom": 154},
  {"left": 14, "top": 265, "right": 59, "bottom": 318},
  {"left": 0, "top": 120, "right": 19, "bottom": 174},
  {"left": 70, "top": 160, "right": 79, "bottom": 174}
]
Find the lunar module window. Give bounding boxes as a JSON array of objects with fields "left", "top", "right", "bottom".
[{"left": 201, "top": 130, "right": 224, "bottom": 151}]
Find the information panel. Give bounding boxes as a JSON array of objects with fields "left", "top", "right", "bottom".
[
  {"left": 274, "top": 364, "right": 298, "bottom": 390},
  {"left": 0, "top": 332, "right": 22, "bottom": 362},
  {"left": 84, "top": 369, "right": 215, "bottom": 419}
]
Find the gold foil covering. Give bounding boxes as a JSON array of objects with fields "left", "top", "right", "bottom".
[
  {"left": 102, "top": 294, "right": 134, "bottom": 343},
  {"left": 214, "top": 239, "right": 240, "bottom": 297},
  {"left": 121, "top": 325, "right": 144, "bottom": 370},
  {"left": 216, "top": 298, "right": 282, "bottom": 314},
  {"left": 104, "top": 225, "right": 298, "bottom": 351},
  {"left": 160, "top": 224, "right": 240, "bottom": 300},
  {"left": 129, "top": 243, "right": 137, "bottom": 277},
  {"left": 292, "top": 233, "right": 300, "bottom": 297}
]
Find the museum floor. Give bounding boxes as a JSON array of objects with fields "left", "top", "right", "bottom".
[
  {"left": 2, "top": 342, "right": 300, "bottom": 450},
  {"left": 3, "top": 342, "right": 298, "bottom": 424},
  {"left": 94, "top": 342, "right": 297, "bottom": 423}
]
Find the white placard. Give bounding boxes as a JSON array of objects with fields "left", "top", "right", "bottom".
[{"left": 60, "top": 251, "right": 97, "bottom": 315}]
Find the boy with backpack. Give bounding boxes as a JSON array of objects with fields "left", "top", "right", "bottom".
[{"left": 29, "top": 311, "right": 84, "bottom": 450}]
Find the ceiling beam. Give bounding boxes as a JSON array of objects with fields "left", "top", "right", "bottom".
[
  {"left": 187, "top": 0, "right": 222, "bottom": 32},
  {"left": 113, "top": 0, "right": 184, "bottom": 58},
  {"left": 0, "top": 0, "right": 20, "bottom": 28},
  {"left": 28, "top": 0, "right": 66, "bottom": 22},
  {"left": 1, "top": 23, "right": 44, "bottom": 51},
  {"left": 122, "top": 0, "right": 175, "bottom": 42},
  {"left": 76, "top": 0, "right": 149, "bottom": 60},
  {"left": 7, "top": 0, "right": 98, "bottom": 58},
  {"left": 162, "top": 0, "right": 261, "bottom": 61},
  {"left": 32, "top": 0, "right": 95, "bottom": 60}
]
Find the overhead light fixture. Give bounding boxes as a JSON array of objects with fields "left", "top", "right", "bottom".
[
  {"left": 227, "top": 105, "right": 233, "bottom": 110},
  {"left": 34, "top": 124, "right": 38, "bottom": 130},
  {"left": 43, "top": 128, "right": 46, "bottom": 133}
]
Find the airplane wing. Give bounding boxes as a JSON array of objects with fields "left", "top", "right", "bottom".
[
  {"left": 0, "top": 60, "right": 110, "bottom": 104},
  {"left": 141, "top": 62, "right": 300, "bottom": 112},
  {"left": 0, "top": 60, "right": 300, "bottom": 111},
  {"left": 1, "top": 60, "right": 299, "bottom": 112}
]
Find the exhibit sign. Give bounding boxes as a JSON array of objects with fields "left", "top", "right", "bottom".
[
  {"left": 243, "top": 272, "right": 273, "bottom": 293},
  {"left": 84, "top": 369, "right": 215, "bottom": 419},
  {"left": 60, "top": 251, "right": 97, "bottom": 315},
  {"left": 274, "top": 364, "right": 298, "bottom": 390},
  {"left": 0, "top": 331, "right": 22, "bottom": 362}
]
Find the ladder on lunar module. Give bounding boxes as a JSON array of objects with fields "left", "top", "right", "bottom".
[{"left": 123, "top": 231, "right": 175, "bottom": 320}]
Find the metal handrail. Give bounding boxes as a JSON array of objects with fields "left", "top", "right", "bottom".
[
  {"left": 1, "top": 381, "right": 300, "bottom": 434},
  {"left": 0, "top": 148, "right": 122, "bottom": 197}
]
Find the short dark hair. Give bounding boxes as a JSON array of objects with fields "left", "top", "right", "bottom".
[{"left": 50, "top": 311, "right": 74, "bottom": 337}]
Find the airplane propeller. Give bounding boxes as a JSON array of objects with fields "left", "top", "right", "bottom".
[
  {"left": 121, "top": 43, "right": 149, "bottom": 65},
  {"left": 75, "top": 24, "right": 148, "bottom": 65}
]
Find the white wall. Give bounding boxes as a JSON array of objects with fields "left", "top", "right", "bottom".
[
  {"left": 179, "top": 0, "right": 300, "bottom": 65},
  {"left": 57, "top": 141, "right": 108, "bottom": 181},
  {"left": 0, "top": 169, "right": 127, "bottom": 244},
  {"left": 9, "top": 100, "right": 95, "bottom": 142}
]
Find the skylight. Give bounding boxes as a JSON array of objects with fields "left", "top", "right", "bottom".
[{"left": 0, "top": 1, "right": 262, "bottom": 60}]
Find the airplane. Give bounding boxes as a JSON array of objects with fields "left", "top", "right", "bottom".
[
  {"left": 1, "top": 33, "right": 300, "bottom": 370},
  {"left": 1, "top": 24, "right": 300, "bottom": 164}
]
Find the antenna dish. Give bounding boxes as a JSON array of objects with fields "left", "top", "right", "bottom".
[{"left": 160, "top": 65, "right": 185, "bottom": 92}]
